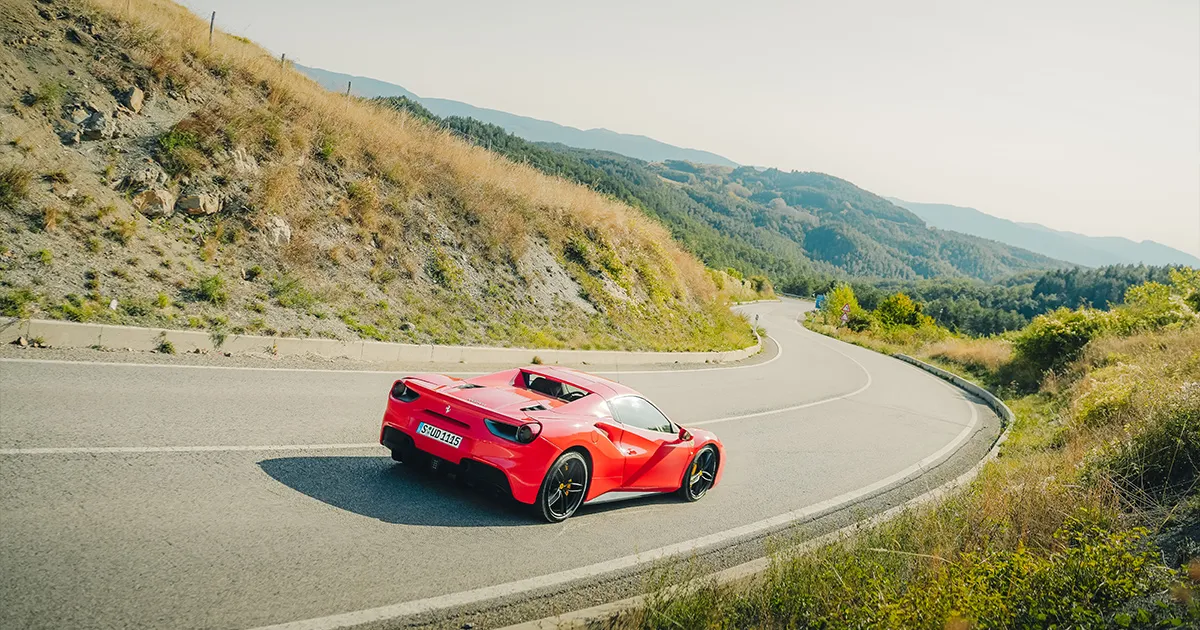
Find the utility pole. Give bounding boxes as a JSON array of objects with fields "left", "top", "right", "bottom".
[
  {"left": 208, "top": 11, "right": 215, "bottom": 47},
  {"left": 346, "top": 81, "right": 352, "bottom": 96},
  {"left": 280, "top": 52, "right": 286, "bottom": 66}
]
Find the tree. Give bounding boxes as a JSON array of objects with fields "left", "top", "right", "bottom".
[
  {"left": 822, "top": 283, "right": 860, "bottom": 326},
  {"left": 874, "top": 292, "right": 921, "bottom": 327}
]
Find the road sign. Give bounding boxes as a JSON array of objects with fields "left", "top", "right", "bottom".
[
  {"left": 840, "top": 313, "right": 849, "bottom": 323},
  {"left": 841, "top": 303, "right": 851, "bottom": 314}
]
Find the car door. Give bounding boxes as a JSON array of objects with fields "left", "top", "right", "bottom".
[{"left": 609, "top": 396, "right": 693, "bottom": 490}]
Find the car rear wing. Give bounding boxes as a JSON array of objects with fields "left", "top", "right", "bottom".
[
  {"left": 392, "top": 378, "right": 543, "bottom": 444},
  {"left": 392, "top": 377, "right": 533, "bottom": 427}
]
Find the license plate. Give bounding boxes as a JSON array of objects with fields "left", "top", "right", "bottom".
[{"left": 416, "top": 422, "right": 463, "bottom": 448}]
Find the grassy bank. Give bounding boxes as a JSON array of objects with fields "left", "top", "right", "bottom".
[
  {"left": 0, "top": 0, "right": 766, "bottom": 351},
  {"left": 624, "top": 275, "right": 1199, "bottom": 629}
]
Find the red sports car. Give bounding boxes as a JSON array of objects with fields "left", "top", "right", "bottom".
[{"left": 379, "top": 366, "right": 724, "bottom": 522}]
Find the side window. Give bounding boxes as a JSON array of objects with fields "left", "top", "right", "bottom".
[{"left": 610, "top": 396, "right": 674, "bottom": 433}]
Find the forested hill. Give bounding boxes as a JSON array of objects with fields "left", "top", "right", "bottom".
[
  {"left": 377, "top": 97, "right": 1068, "bottom": 287},
  {"left": 854, "top": 264, "right": 1186, "bottom": 336}
]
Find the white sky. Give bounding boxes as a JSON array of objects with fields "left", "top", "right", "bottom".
[{"left": 183, "top": 0, "right": 1200, "bottom": 256}]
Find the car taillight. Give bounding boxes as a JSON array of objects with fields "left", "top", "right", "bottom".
[
  {"left": 390, "top": 380, "right": 419, "bottom": 402},
  {"left": 485, "top": 419, "right": 542, "bottom": 444},
  {"left": 515, "top": 422, "right": 541, "bottom": 444}
]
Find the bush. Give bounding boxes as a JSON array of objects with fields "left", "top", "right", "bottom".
[
  {"left": 1187, "top": 291, "right": 1200, "bottom": 314},
  {"left": 875, "top": 292, "right": 921, "bottom": 328},
  {"left": 1012, "top": 308, "right": 1107, "bottom": 377},
  {"left": 0, "top": 288, "right": 38, "bottom": 317},
  {"left": 0, "top": 165, "right": 32, "bottom": 210},
  {"left": 1072, "top": 365, "right": 1139, "bottom": 428},
  {"left": 1088, "top": 383, "right": 1200, "bottom": 505},
  {"left": 193, "top": 274, "right": 228, "bottom": 305},
  {"left": 270, "top": 274, "right": 320, "bottom": 309},
  {"left": 846, "top": 310, "right": 875, "bottom": 332},
  {"left": 156, "top": 128, "right": 205, "bottom": 176},
  {"left": 1111, "top": 281, "right": 1193, "bottom": 334},
  {"left": 822, "top": 282, "right": 860, "bottom": 326}
]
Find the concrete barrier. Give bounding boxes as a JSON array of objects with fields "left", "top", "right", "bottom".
[
  {"left": 893, "top": 354, "right": 1015, "bottom": 428},
  {"left": 0, "top": 316, "right": 763, "bottom": 366}
]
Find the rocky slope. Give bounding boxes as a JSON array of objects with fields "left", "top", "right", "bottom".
[{"left": 0, "top": 0, "right": 759, "bottom": 352}]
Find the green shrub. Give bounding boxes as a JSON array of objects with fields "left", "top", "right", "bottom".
[
  {"left": 1073, "top": 365, "right": 1140, "bottom": 428},
  {"left": 875, "top": 292, "right": 921, "bottom": 327},
  {"left": 846, "top": 310, "right": 875, "bottom": 332},
  {"left": 30, "top": 81, "right": 65, "bottom": 110},
  {"left": 1186, "top": 291, "right": 1200, "bottom": 314},
  {"left": 1088, "top": 383, "right": 1200, "bottom": 505},
  {"left": 822, "top": 282, "right": 860, "bottom": 326},
  {"left": 428, "top": 249, "right": 463, "bottom": 288},
  {"left": 1012, "top": 307, "right": 1107, "bottom": 377},
  {"left": 156, "top": 128, "right": 205, "bottom": 176},
  {"left": 0, "top": 165, "right": 32, "bottom": 210},
  {"left": 1111, "top": 281, "right": 1192, "bottom": 334},
  {"left": 0, "top": 288, "right": 38, "bottom": 317},
  {"left": 270, "top": 275, "right": 320, "bottom": 309},
  {"left": 193, "top": 274, "right": 228, "bottom": 305},
  {"left": 119, "top": 297, "right": 155, "bottom": 317}
]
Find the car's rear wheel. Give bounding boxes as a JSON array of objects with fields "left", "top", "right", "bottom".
[
  {"left": 678, "top": 446, "right": 718, "bottom": 501},
  {"left": 535, "top": 451, "right": 589, "bottom": 523}
]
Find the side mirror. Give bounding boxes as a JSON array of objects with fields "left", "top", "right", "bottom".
[{"left": 678, "top": 426, "right": 692, "bottom": 441}]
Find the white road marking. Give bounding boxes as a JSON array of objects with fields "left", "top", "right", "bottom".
[
  {"left": 691, "top": 332, "right": 870, "bottom": 426},
  {"left": 0, "top": 334, "right": 780, "bottom": 377},
  {"left": 0, "top": 443, "right": 379, "bottom": 455}
]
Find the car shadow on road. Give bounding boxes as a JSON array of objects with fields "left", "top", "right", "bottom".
[{"left": 258, "top": 456, "right": 538, "bottom": 527}]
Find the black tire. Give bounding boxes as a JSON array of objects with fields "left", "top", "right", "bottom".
[
  {"left": 535, "top": 451, "right": 590, "bottom": 523},
  {"left": 678, "top": 446, "right": 718, "bottom": 502}
]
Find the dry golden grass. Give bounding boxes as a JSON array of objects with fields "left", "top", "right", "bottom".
[
  {"left": 0, "top": 0, "right": 762, "bottom": 349},
  {"left": 80, "top": 0, "right": 749, "bottom": 344},
  {"left": 923, "top": 337, "right": 1013, "bottom": 373}
]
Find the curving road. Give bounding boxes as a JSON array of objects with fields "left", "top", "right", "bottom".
[{"left": 0, "top": 299, "right": 997, "bottom": 629}]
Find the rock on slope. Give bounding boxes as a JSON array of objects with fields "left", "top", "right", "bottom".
[{"left": 0, "top": 0, "right": 756, "bottom": 352}]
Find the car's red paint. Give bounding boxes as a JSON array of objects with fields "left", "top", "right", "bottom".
[{"left": 379, "top": 366, "right": 724, "bottom": 506}]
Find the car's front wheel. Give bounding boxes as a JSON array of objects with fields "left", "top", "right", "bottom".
[
  {"left": 678, "top": 445, "right": 718, "bottom": 501},
  {"left": 535, "top": 451, "right": 589, "bottom": 523}
]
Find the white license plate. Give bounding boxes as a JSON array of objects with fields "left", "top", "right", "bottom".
[{"left": 416, "top": 422, "right": 463, "bottom": 448}]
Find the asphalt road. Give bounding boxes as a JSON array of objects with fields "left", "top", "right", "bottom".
[{"left": 0, "top": 299, "right": 998, "bottom": 629}]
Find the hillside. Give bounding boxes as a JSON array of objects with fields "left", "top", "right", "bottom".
[
  {"left": 0, "top": 0, "right": 759, "bottom": 352},
  {"left": 295, "top": 63, "right": 738, "bottom": 167},
  {"left": 890, "top": 197, "right": 1200, "bottom": 267},
  {"left": 376, "top": 99, "right": 1068, "bottom": 289}
]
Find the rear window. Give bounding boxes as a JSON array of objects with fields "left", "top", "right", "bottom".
[{"left": 522, "top": 373, "right": 590, "bottom": 402}]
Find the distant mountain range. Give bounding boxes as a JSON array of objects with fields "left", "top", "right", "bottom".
[
  {"left": 379, "top": 96, "right": 1066, "bottom": 284},
  {"left": 888, "top": 198, "right": 1200, "bottom": 268},
  {"left": 294, "top": 64, "right": 738, "bottom": 167}
]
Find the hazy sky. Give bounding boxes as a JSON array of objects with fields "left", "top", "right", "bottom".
[{"left": 183, "top": 0, "right": 1200, "bottom": 256}]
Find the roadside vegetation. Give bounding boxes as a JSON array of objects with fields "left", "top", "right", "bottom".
[
  {"left": 625, "top": 270, "right": 1200, "bottom": 629},
  {"left": 0, "top": 0, "right": 768, "bottom": 351}
]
